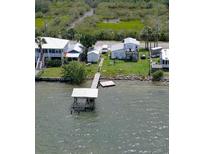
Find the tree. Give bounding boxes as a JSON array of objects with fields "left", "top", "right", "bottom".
[
  {"left": 35, "top": 37, "right": 47, "bottom": 69},
  {"left": 61, "top": 28, "right": 76, "bottom": 40},
  {"left": 79, "top": 34, "right": 97, "bottom": 61},
  {"left": 61, "top": 61, "right": 87, "bottom": 84},
  {"left": 152, "top": 70, "right": 164, "bottom": 81},
  {"left": 140, "top": 26, "right": 153, "bottom": 50}
]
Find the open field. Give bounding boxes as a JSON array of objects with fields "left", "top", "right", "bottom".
[{"left": 97, "top": 20, "right": 144, "bottom": 31}]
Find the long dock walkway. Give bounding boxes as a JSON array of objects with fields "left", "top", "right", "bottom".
[
  {"left": 91, "top": 58, "right": 104, "bottom": 88},
  {"left": 91, "top": 72, "right": 101, "bottom": 88},
  {"left": 70, "top": 58, "right": 104, "bottom": 113}
]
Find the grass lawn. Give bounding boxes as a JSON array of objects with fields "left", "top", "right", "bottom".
[
  {"left": 97, "top": 19, "right": 144, "bottom": 31},
  {"left": 39, "top": 63, "right": 98, "bottom": 78},
  {"left": 101, "top": 50, "right": 150, "bottom": 77},
  {"left": 40, "top": 67, "right": 63, "bottom": 78},
  {"left": 39, "top": 50, "right": 151, "bottom": 78}
]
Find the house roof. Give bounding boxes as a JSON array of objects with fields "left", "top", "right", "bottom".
[
  {"left": 111, "top": 43, "right": 124, "bottom": 51},
  {"left": 161, "top": 49, "right": 169, "bottom": 60},
  {"left": 123, "top": 37, "right": 140, "bottom": 46},
  {"left": 35, "top": 37, "right": 69, "bottom": 49},
  {"left": 67, "top": 43, "right": 84, "bottom": 53},
  {"left": 88, "top": 49, "right": 100, "bottom": 55}
]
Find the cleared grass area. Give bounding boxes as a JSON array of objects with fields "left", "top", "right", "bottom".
[
  {"left": 101, "top": 50, "right": 149, "bottom": 77},
  {"left": 39, "top": 50, "right": 150, "bottom": 78},
  {"left": 97, "top": 20, "right": 144, "bottom": 31},
  {"left": 39, "top": 63, "right": 98, "bottom": 78},
  {"left": 40, "top": 67, "right": 63, "bottom": 78}
]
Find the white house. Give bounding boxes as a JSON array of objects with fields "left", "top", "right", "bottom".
[
  {"left": 151, "top": 47, "right": 163, "bottom": 58},
  {"left": 111, "top": 43, "right": 125, "bottom": 59},
  {"left": 123, "top": 37, "right": 140, "bottom": 52},
  {"left": 111, "top": 37, "right": 140, "bottom": 61},
  {"left": 64, "top": 43, "right": 84, "bottom": 60},
  {"left": 87, "top": 49, "right": 100, "bottom": 63},
  {"left": 35, "top": 37, "right": 69, "bottom": 63},
  {"left": 160, "top": 49, "right": 169, "bottom": 69}
]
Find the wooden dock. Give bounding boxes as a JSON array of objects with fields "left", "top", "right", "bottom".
[
  {"left": 70, "top": 57, "right": 104, "bottom": 113},
  {"left": 91, "top": 72, "right": 101, "bottom": 89}
]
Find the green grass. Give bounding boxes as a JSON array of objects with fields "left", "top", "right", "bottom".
[
  {"left": 39, "top": 50, "right": 150, "bottom": 78},
  {"left": 40, "top": 67, "right": 63, "bottom": 78},
  {"left": 101, "top": 51, "right": 149, "bottom": 77},
  {"left": 40, "top": 64, "right": 98, "bottom": 78},
  {"left": 97, "top": 19, "right": 144, "bottom": 31},
  {"left": 35, "top": 18, "right": 45, "bottom": 29}
]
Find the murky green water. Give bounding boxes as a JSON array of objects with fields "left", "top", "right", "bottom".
[{"left": 36, "top": 81, "right": 168, "bottom": 154}]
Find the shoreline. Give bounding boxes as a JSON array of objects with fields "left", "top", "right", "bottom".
[{"left": 35, "top": 75, "right": 169, "bottom": 83}]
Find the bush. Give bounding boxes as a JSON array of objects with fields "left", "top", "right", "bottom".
[
  {"left": 62, "top": 61, "right": 87, "bottom": 84},
  {"left": 45, "top": 59, "right": 62, "bottom": 67},
  {"left": 152, "top": 70, "right": 164, "bottom": 81}
]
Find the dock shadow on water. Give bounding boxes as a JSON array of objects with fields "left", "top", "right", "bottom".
[{"left": 36, "top": 80, "right": 169, "bottom": 154}]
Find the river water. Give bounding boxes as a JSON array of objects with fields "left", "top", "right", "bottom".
[{"left": 36, "top": 81, "right": 168, "bottom": 154}]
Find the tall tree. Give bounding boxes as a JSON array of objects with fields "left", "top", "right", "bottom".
[
  {"left": 79, "top": 34, "right": 97, "bottom": 61},
  {"left": 35, "top": 37, "right": 47, "bottom": 69}
]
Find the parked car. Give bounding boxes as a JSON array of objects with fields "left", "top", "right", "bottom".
[
  {"left": 101, "top": 44, "right": 108, "bottom": 54},
  {"left": 141, "top": 54, "right": 146, "bottom": 59}
]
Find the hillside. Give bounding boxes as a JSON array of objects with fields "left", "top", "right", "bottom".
[{"left": 35, "top": 0, "right": 169, "bottom": 41}]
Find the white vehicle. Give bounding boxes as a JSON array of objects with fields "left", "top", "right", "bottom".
[{"left": 101, "top": 44, "right": 109, "bottom": 53}]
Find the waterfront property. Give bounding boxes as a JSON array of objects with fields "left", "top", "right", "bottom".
[
  {"left": 111, "top": 37, "right": 140, "bottom": 61},
  {"left": 35, "top": 37, "right": 69, "bottom": 65},
  {"left": 160, "top": 49, "right": 169, "bottom": 69},
  {"left": 64, "top": 43, "right": 84, "bottom": 61},
  {"left": 87, "top": 49, "right": 100, "bottom": 63}
]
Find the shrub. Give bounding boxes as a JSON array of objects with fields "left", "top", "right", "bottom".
[
  {"left": 45, "top": 59, "right": 62, "bottom": 67},
  {"left": 62, "top": 61, "right": 87, "bottom": 84},
  {"left": 152, "top": 70, "right": 164, "bottom": 81}
]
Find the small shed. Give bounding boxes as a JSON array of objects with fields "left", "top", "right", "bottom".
[{"left": 87, "top": 50, "right": 100, "bottom": 63}]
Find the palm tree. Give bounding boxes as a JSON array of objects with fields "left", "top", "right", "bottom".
[{"left": 35, "top": 37, "right": 47, "bottom": 69}]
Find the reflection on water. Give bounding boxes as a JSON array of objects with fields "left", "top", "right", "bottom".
[{"left": 36, "top": 81, "right": 169, "bottom": 154}]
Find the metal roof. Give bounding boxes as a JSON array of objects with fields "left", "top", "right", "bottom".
[
  {"left": 35, "top": 37, "right": 69, "bottom": 49},
  {"left": 88, "top": 49, "right": 100, "bottom": 55},
  {"left": 67, "top": 43, "right": 84, "bottom": 53},
  {"left": 71, "top": 88, "right": 98, "bottom": 98},
  {"left": 123, "top": 37, "right": 140, "bottom": 46}
]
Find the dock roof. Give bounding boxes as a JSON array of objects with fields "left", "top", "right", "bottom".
[{"left": 71, "top": 88, "right": 98, "bottom": 98}]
